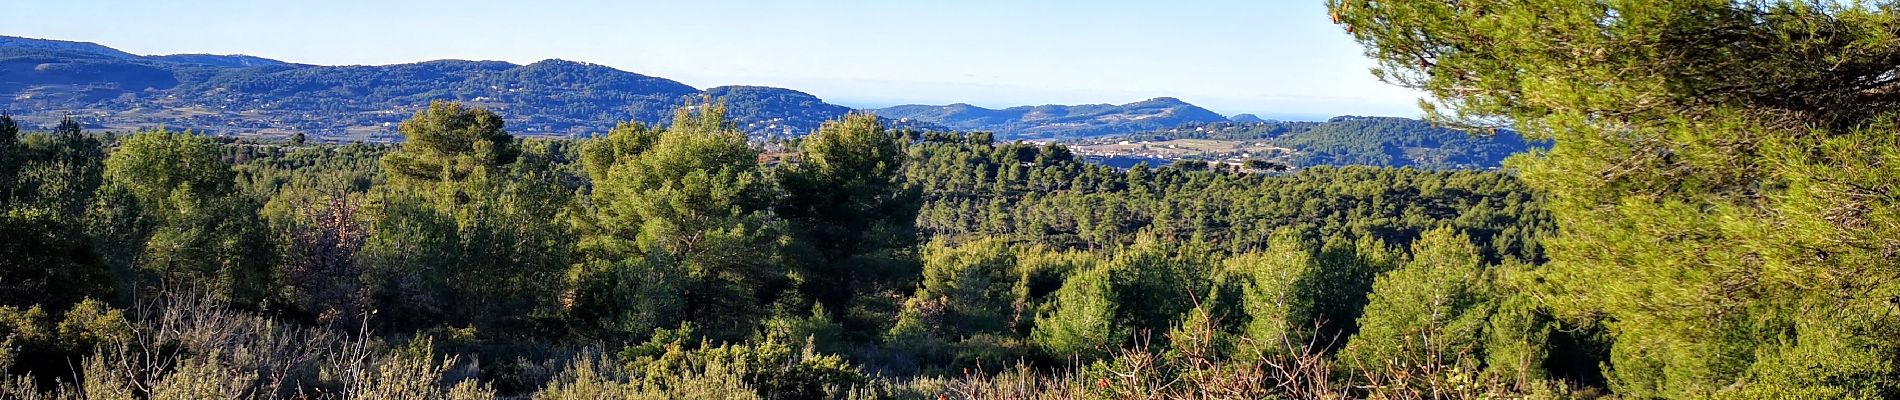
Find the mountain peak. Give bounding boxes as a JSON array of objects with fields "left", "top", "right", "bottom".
[
  {"left": 526, "top": 58, "right": 596, "bottom": 68},
  {"left": 0, "top": 35, "right": 138, "bottom": 59},
  {"left": 705, "top": 85, "right": 818, "bottom": 98},
  {"left": 1230, "top": 114, "right": 1266, "bottom": 123}
]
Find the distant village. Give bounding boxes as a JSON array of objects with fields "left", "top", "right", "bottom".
[{"left": 1058, "top": 136, "right": 1297, "bottom": 172}]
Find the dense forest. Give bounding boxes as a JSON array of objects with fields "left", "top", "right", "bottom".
[
  {"left": 5, "top": 1, "right": 1900, "bottom": 399},
  {"left": 1112, "top": 116, "right": 1543, "bottom": 168},
  {"left": 0, "top": 102, "right": 1562, "bottom": 399}
]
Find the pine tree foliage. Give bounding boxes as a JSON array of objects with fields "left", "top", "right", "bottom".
[
  {"left": 1341, "top": 228, "right": 1491, "bottom": 384},
  {"left": 571, "top": 104, "right": 783, "bottom": 341},
  {"left": 380, "top": 101, "right": 517, "bottom": 186},
  {"left": 103, "top": 129, "right": 273, "bottom": 305},
  {"left": 1332, "top": 0, "right": 1900, "bottom": 396},
  {"left": 777, "top": 113, "right": 922, "bottom": 331}
]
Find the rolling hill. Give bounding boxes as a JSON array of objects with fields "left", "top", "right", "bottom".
[
  {"left": 871, "top": 97, "right": 1230, "bottom": 139},
  {"left": 0, "top": 36, "right": 852, "bottom": 139},
  {"left": 1074, "top": 116, "right": 1545, "bottom": 169},
  {"left": 0, "top": 35, "right": 1539, "bottom": 169}
]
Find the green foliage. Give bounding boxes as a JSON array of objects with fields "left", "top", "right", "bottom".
[
  {"left": 886, "top": 239, "right": 1036, "bottom": 370},
  {"left": 0, "top": 100, "right": 1571, "bottom": 398},
  {"left": 537, "top": 352, "right": 758, "bottom": 400},
  {"left": 0, "top": 299, "right": 130, "bottom": 392},
  {"left": 0, "top": 208, "right": 112, "bottom": 308},
  {"left": 904, "top": 135, "right": 1550, "bottom": 262},
  {"left": 0, "top": 114, "right": 18, "bottom": 205},
  {"left": 381, "top": 101, "right": 517, "bottom": 185},
  {"left": 9, "top": 117, "right": 107, "bottom": 220},
  {"left": 357, "top": 193, "right": 462, "bottom": 325},
  {"left": 1102, "top": 242, "right": 1209, "bottom": 342},
  {"left": 148, "top": 354, "right": 251, "bottom": 399},
  {"left": 1340, "top": 228, "right": 1492, "bottom": 387},
  {"left": 571, "top": 104, "right": 783, "bottom": 341},
  {"left": 763, "top": 304, "right": 847, "bottom": 356},
  {"left": 103, "top": 128, "right": 273, "bottom": 305},
  {"left": 52, "top": 299, "right": 131, "bottom": 351},
  {"left": 913, "top": 238, "right": 1018, "bottom": 336},
  {"left": 1220, "top": 231, "right": 1320, "bottom": 351},
  {"left": 1333, "top": 0, "right": 1900, "bottom": 396},
  {"left": 591, "top": 326, "right": 869, "bottom": 400},
  {"left": 777, "top": 113, "right": 922, "bottom": 334},
  {"left": 355, "top": 106, "right": 574, "bottom": 336},
  {"left": 1482, "top": 262, "right": 1557, "bottom": 391},
  {"left": 1031, "top": 262, "right": 1120, "bottom": 360},
  {"left": 0, "top": 305, "right": 50, "bottom": 370}
]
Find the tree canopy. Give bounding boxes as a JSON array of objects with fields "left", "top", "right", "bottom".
[{"left": 1334, "top": 0, "right": 1900, "bottom": 396}]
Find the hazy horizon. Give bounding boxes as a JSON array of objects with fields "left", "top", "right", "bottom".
[{"left": 1, "top": 0, "right": 1422, "bottom": 119}]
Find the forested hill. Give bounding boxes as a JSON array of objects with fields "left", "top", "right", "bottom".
[
  {"left": 1105, "top": 116, "right": 1546, "bottom": 169},
  {"left": 871, "top": 97, "right": 1231, "bottom": 139},
  {"left": 0, "top": 36, "right": 862, "bottom": 139},
  {"left": 0, "top": 35, "right": 1534, "bottom": 170},
  {"left": 1, "top": 36, "right": 1255, "bottom": 142}
]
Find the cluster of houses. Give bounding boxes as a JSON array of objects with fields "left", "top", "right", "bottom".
[{"left": 1064, "top": 138, "right": 1297, "bottom": 172}]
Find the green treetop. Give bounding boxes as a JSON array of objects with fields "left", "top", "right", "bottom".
[
  {"left": 381, "top": 101, "right": 519, "bottom": 187},
  {"left": 1334, "top": 0, "right": 1900, "bottom": 396}
]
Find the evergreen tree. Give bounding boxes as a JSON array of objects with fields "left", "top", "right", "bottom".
[
  {"left": 380, "top": 101, "right": 517, "bottom": 193},
  {"left": 1339, "top": 228, "right": 1490, "bottom": 389},
  {"left": 1031, "top": 261, "right": 1119, "bottom": 360},
  {"left": 573, "top": 104, "right": 783, "bottom": 341},
  {"left": 900, "top": 239, "right": 1017, "bottom": 339},
  {"left": 362, "top": 104, "right": 570, "bottom": 335},
  {"left": 1332, "top": 0, "right": 1900, "bottom": 396},
  {"left": 19, "top": 117, "right": 107, "bottom": 220},
  {"left": 1221, "top": 230, "right": 1318, "bottom": 352},
  {"left": 0, "top": 114, "right": 17, "bottom": 205},
  {"left": 0, "top": 208, "right": 112, "bottom": 309},
  {"left": 102, "top": 128, "right": 273, "bottom": 305},
  {"left": 776, "top": 114, "right": 921, "bottom": 329}
]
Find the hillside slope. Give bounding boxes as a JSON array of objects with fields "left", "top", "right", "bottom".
[
  {"left": 0, "top": 36, "right": 853, "bottom": 139},
  {"left": 873, "top": 97, "right": 1230, "bottom": 139},
  {"left": 1080, "top": 116, "right": 1545, "bottom": 169}
]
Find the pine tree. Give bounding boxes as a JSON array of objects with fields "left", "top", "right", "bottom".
[
  {"left": 0, "top": 114, "right": 17, "bottom": 205},
  {"left": 380, "top": 101, "right": 517, "bottom": 191},
  {"left": 1340, "top": 228, "right": 1491, "bottom": 391},
  {"left": 776, "top": 114, "right": 921, "bottom": 327},
  {"left": 572, "top": 104, "right": 783, "bottom": 341},
  {"left": 1332, "top": 1, "right": 1900, "bottom": 395},
  {"left": 1031, "top": 261, "right": 1120, "bottom": 360},
  {"left": 103, "top": 128, "right": 273, "bottom": 305}
]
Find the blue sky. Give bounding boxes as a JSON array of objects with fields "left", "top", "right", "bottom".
[{"left": 3, "top": 0, "right": 1423, "bottom": 118}]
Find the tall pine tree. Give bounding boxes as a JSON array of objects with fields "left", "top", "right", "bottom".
[{"left": 1333, "top": 1, "right": 1900, "bottom": 396}]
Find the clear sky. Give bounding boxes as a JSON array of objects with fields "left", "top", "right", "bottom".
[{"left": 2, "top": 0, "right": 1424, "bottom": 119}]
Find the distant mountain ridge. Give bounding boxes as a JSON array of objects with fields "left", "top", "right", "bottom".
[
  {"left": 0, "top": 36, "right": 141, "bottom": 59},
  {"left": 0, "top": 34, "right": 1524, "bottom": 171},
  {"left": 1104, "top": 116, "right": 1545, "bottom": 169},
  {"left": 145, "top": 54, "right": 296, "bottom": 68},
  {"left": 0, "top": 35, "right": 1270, "bottom": 140},
  {"left": 872, "top": 97, "right": 1230, "bottom": 139},
  {"left": 0, "top": 36, "right": 859, "bottom": 139}
]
